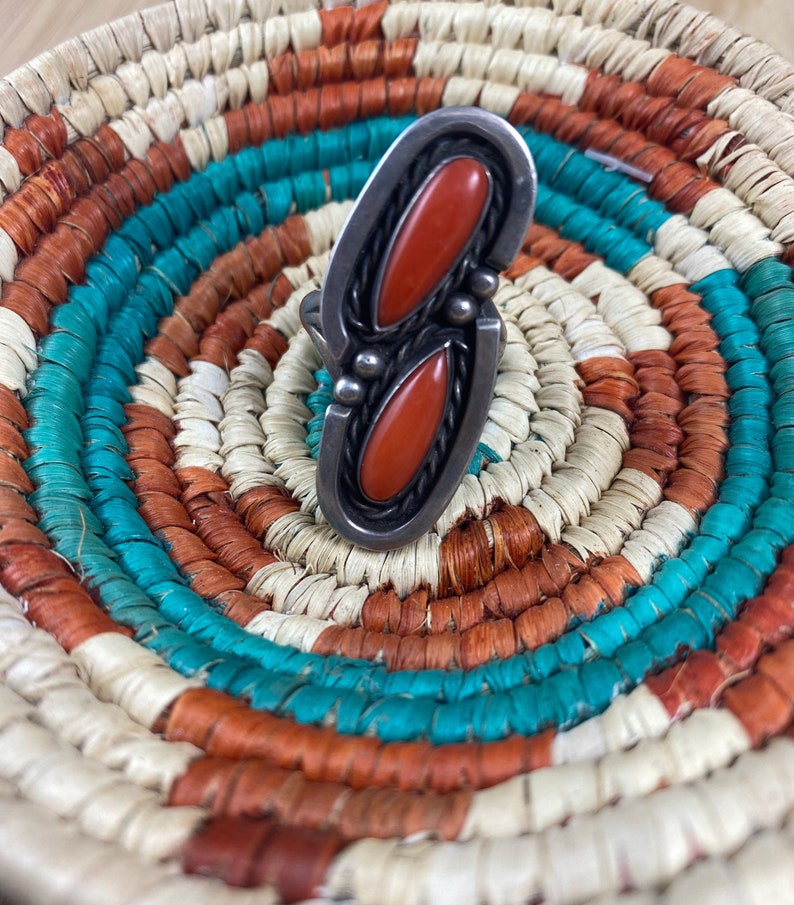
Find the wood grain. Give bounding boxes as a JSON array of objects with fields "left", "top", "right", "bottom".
[
  {"left": 1, "top": 0, "right": 152, "bottom": 76},
  {"left": 0, "top": 0, "right": 792, "bottom": 80}
]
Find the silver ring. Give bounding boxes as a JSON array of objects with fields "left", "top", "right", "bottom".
[{"left": 300, "top": 107, "right": 537, "bottom": 550}]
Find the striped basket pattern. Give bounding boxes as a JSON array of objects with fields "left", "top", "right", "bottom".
[{"left": 1, "top": 1, "right": 794, "bottom": 902}]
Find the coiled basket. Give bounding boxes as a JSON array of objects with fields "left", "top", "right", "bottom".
[{"left": 1, "top": 1, "right": 794, "bottom": 903}]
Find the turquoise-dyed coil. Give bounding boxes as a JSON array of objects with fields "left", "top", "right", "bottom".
[{"left": 21, "top": 113, "right": 794, "bottom": 744}]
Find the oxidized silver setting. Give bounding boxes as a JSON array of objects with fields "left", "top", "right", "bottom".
[{"left": 300, "top": 107, "right": 537, "bottom": 550}]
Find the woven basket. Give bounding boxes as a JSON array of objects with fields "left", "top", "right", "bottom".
[{"left": 2, "top": 1, "right": 794, "bottom": 902}]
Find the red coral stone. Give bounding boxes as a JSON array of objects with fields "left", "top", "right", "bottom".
[
  {"left": 359, "top": 349, "right": 449, "bottom": 502},
  {"left": 376, "top": 157, "right": 490, "bottom": 328}
]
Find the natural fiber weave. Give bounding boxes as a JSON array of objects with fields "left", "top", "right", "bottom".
[{"left": 1, "top": 1, "right": 794, "bottom": 902}]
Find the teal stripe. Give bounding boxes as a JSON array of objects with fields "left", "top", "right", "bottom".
[
  {"left": 21, "top": 114, "right": 794, "bottom": 743},
  {"left": 306, "top": 369, "right": 335, "bottom": 460}
]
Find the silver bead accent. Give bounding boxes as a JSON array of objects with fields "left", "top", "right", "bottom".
[
  {"left": 353, "top": 348, "right": 386, "bottom": 380},
  {"left": 334, "top": 375, "right": 365, "bottom": 406},
  {"left": 469, "top": 266, "right": 499, "bottom": 300},
  {"left": 444, "top": 292, "right": 478, "bottom": 325}
]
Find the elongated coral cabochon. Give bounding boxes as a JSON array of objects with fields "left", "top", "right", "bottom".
[
  {"left": 359, "top": 349, "right": 450, "bottom": 501},
  {"left": 375, "top": 157, "right": 490, "bottom": 328}
]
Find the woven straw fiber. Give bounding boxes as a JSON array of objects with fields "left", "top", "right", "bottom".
[{"left": 1, "top": 1, "right": 794, "bottom": 903}]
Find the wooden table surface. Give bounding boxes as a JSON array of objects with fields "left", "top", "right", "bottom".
[{"left": 1, "top": 0, "right": 793, "bottom": 77}]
